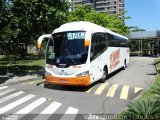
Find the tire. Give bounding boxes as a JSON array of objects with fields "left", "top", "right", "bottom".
[
  {"left": 123, "top": 60, "right": 126, "bottom": 70},
  {"left": 44, "top": 81, "right": 49, "bottom": 88},
  {"left": 100, "top": 68, "right": 108, "bottom": 83}
]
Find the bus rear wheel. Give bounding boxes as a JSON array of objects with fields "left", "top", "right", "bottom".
[
  {"left": 100, "top": 68, "right": 108, "bottom": 83},
  {"left": 123, "top": 59, "right": 126, "bottom": 70}
]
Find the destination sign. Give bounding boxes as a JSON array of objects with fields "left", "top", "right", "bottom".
[{"left": 67, "top": 32, "right": 85, "bottom": 40}]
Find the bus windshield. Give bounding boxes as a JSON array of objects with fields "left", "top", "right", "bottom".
[{"left": 46, "top": 31, "right": 88, "bottom": 67}]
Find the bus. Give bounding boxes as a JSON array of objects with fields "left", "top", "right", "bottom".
[{"left": 37, "top": 21, "right": 130, "bottom": 86}]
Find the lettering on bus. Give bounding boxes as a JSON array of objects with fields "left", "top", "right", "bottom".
[
  {"left": 73, "top": 65, "right": 82, "bottom": 68},
  {"left": 47, "top": 65, "right": 53, "bottom": 69},
  {"left": 67, "top": 32, "right": 85, "bottom": 40},
  {"left": 110, "top": 49, "right": 120, "bottom": 71}
]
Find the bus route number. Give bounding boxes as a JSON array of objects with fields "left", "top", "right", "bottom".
[{"left": 67, "top": 32, "right": 85, "bottom": 40}]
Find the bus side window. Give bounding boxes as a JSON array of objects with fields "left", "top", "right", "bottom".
[
  {"left": 90, "top": 32, "right": 107, "bottom": 61},
  {"left": 118, "top": 37, "right": 129, "bottom": 47},
  {"left": 107, "top": 33, "right": 129, "bottom": 47},
  {"left": 107, "top": 33, "right": 114, "bottom": 46}
]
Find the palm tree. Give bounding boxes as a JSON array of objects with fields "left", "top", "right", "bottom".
[
  {"left": 151, "top": 81, "right": 160, "bottom": 100},
  {"left": 123, "top": 99, "right": 160, "bottom": 120}
]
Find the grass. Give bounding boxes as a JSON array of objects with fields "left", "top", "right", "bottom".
[{"left": 0, "top": 54, "right": 45, "bottom": 76}]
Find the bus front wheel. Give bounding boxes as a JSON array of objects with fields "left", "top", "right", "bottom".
[{"left": 44, "top": 81, "right": 50, "bottom": 88}]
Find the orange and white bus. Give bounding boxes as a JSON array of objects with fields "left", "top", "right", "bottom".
[{"left": 37, "top": 21, "right": 130, "bottom": 86}]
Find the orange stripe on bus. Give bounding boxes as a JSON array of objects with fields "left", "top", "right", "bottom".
[{"left": 45, "top": 75, "right": 90, "bottom": 86}]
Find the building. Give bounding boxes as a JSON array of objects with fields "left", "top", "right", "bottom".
[
  {"left": 128, "top": 30, "right": 160, "bottom": 56},
  {"left": 72, "top": 0, "right": 125, "bottom": 17}
]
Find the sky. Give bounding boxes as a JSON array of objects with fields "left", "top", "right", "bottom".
[{"left": 125, "top": 0, "right": 160, "bottom": 31}]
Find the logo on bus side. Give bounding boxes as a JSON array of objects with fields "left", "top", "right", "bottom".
[{"left": 110, "top": 49, "right": 120, "bottom": 71}]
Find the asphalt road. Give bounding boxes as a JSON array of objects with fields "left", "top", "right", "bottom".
[{"left": 0, "top": 57, "right": 156, "bottom": 120}]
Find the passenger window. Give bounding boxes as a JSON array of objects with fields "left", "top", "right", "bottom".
[
  {"left": 107, "top": 33, "right": 115, "bottom": 46},
  {"left": 90, "top": 32, "right": 107, "bottom": 61},
  {"left": 107, "top": 33, "right": 129, "bottom": 47}
]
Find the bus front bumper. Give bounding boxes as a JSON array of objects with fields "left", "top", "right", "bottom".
[{"left": 45, "top": 75, "right": 90, "bottom": 86}]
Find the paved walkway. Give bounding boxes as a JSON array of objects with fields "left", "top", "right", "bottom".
[{"left": 0, "top": 73, "right": 43, "bottom": 86}]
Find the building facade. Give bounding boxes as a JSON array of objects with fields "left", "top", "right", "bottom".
[{"left": 72, "top": 0, "right": 125, "bottom": 16}]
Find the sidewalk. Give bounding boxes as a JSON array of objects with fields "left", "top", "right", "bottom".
[{"left": 0, "top": 73, "right": 44, "bottom": 86}]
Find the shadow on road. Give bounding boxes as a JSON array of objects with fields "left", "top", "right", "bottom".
[
  {"left": 146, "top": 73, "right": 157, "bottom": 76},
  {"left": 0, "top": 76, "right": 9, "bottom": 84}
]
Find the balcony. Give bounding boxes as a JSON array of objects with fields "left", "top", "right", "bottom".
[
  {"left": 74, "top": 0, "right": 82, "bottom": 2},
  {"left": 108, "top": 10, "right": 117, "bottom": 14},
  {"left": 96, "top": 0, "right": 105, "bottom": 3},
  {"left": 96, "top": 7, "right": 105, "bottom": 12},
  {"left": 96, "top": 3, "right": 106, "bottom": 8},
  {"left": 82, "top": 0, "right": 91, "bottom": 4},
  {"left": 119, "top": 4, "right": 124, "bottom": 7}
]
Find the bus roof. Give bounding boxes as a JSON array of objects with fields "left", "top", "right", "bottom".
[{"left": 53, "top": 21, "right": 128, "bottom": 39}]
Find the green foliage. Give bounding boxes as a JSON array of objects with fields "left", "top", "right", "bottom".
[
  {"left": 0, "top": 0, "right": 69, "bottom": 63},
  {"left": 1, "top": 2, "right": 130, "bottom": 63},
  {"left": 155, "top": 59, "right": 160, "bottom": 70},
  {"left": 123, "top": 99, "right": 160, "bottom": 120},
  {"left": 150, "top": 81, "right": 160, "bottom": 100},
  {"left": 67, "top": 6, "right": 130, "bottom": 35},
  {"left": 68, "top": 5, "right": 91, "bottom": 21}
]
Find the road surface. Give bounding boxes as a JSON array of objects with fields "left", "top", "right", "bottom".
[{"left": 0, "top": 57, "right": 156, "bottom": 120}]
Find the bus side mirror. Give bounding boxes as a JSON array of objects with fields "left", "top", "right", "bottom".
[
  {"left": 37, "top": 40, "right": 42, "bottom": 49},
  {"left": 37, "top": 34, "right": 51, "bottom": 49}
]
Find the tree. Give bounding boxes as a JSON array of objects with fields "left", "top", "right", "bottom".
[
  {"left": 0, "top": 0, "right": 16, "bottom": 63},
  {"left": 0, "top": 0, "right": 69, "bottom": 63},
  {"left": 68, "top": 5, "right": 91, "bottom": 21},
  {"left": 67, "top": 6, "right": 130, "bottom": 35}
]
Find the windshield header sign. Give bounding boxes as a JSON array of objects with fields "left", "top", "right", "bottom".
[{"left": 67, "top": 32, "right": 85, "bottom": 40}]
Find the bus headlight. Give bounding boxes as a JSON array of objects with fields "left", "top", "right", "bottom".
[{"left": 76, "top": 71, "right": 89, "bottom": 77}]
